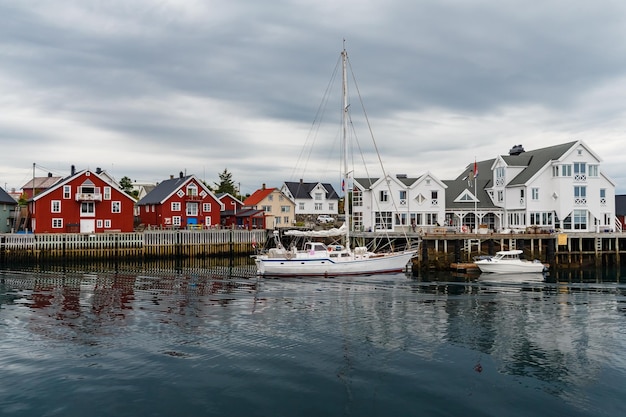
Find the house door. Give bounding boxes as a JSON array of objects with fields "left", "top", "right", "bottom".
[{"left": 80, "top": 219, "right": 95, "bottom": 233}]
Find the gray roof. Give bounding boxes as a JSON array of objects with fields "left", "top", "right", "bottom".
[
  {"left": 616, "top": 195, "right": 626, "bottom": 216},
  {"left": 504, "top": 141, "right": 576, "bottom": 186},
  {"left": 0, "top": 187, "right": 17, "bottom": 204},
  {"left": 353, "top": 176, "right": 423, "bottom": 188},
  {"left": 137, "top": 175, "right": 195, "bottom": 205},
  {"left": 283, "top": 181, "right": 339, "bottom": 199},
  {"left": 446, "top": 141, "right": 577, "bottom": 209}
]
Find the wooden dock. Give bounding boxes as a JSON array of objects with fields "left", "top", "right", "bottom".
[{"left": 0, "top": 229, "right": 267, "bottom": 263}]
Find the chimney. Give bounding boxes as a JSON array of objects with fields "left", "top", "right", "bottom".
[
  {"left": 170, "top": 175, "right": 174, "bottom": 180},
  {"left": 96, "top": 167, "right": 102, "bottom": 174},
  {"left": 179, "top": 171, "right": 184, "bottom": 178},
  {"left": 48, "top": 172, "right": 52, "bottom": 177},
  {"left": 71, "top": 165, "right": 75, "bottom": 175},
  {"left": 509, "top": 144, "right": 525, "bottom": 156},
  {"left": 262, "top": 183, "right": 266, "bottom": 190}
]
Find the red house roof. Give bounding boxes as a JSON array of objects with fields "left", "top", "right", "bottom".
[{"left": 244, "top": 187, "right": 276, "bottom": 206}]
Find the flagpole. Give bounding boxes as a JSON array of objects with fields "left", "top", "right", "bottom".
[{"left": 474, "top": 158, "right": 477, "bottom": 233}]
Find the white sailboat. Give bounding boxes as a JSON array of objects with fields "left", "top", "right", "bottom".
[{"left": 254, "top": 46, "right": 418, "bottom": 277}]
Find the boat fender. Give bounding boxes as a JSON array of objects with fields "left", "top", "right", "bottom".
[
  {"left": 285, "top": 252, "right": 293, "bottom": 260},
  {"left": 328, "top": 246, "right": 333, "bottom": 252}
]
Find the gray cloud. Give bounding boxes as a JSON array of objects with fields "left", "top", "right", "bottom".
[{"left": 1, "top": 0, "right": 626, "bottom": 195}]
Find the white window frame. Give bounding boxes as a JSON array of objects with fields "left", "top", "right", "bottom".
[
  {"left": 51, "top": 200, "right": 61, "bottom": 213},
  {"left": 171, "top": 202, "right": 181, "bottom": 211},
  {"left": 52, "top": 218, "right": 63, "bottom": 229},
  {"left": 111, "top": 201, "right": 121, "bottom": 213}
]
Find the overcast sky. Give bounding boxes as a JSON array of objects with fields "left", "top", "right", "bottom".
[{"left": 2, "top": 0, "right": 626, "bottom": 195}]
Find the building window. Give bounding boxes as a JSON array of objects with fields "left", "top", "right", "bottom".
[
  {"left": 379, "top": 190, "right": 388, "bottom": 202},
  {"left": 268, "top": 194, "right": 273, "bottom": 201},
  {"left": 426, "top": 213, "right": 438, "bottom": 225},
  {"left": 187, "top": 183, "right": 198, "bottom": 196},
  {"left": 600, "top": 189, "right": 606, "bottom": 206},
  {"left": 281, "top": 206, "right": 290, "bottom": 213},
  {"left": 353, "top": 211, "right": 363, "bottom": 231},
  {"left": 187, "top": 202, "right": 198, "bottom": 216},
  {"left": 203, "top": 203, "right": 211, "bottom": 212},
  {"left": 353, "top": 188, "right": 362, "bottom": 207},
  {"left": 63, "top": 186, "right": 71, "bottom": 199},
  {"left": 573, "top": 162, "right": 586, "bottom": 181},
  {"left": 52, "top": 218, "right": 63, "bottom": 228},
  {"left": 374, "top": 211, "right": 393, "bottom": 230},
  {"left": 262, "top": 205, "right": 271, "bottom": 212},
  {"left": 395, "top": 213, "right": 408, "bottom": 225},
  {"left": 574, "top": 186, "right": 587, "bottom": 205},
  {"left": 574, "top": 209, "right": 587, "bottom": 230},
  {"left": 172, "top": 202, "right": 181, "bottom": 211},
  {"left": 104, "top": 220, "right": 111, "bottom": 228},
  {"left": 51, "top": 200, "right": 61, "bottom": 213},
  {"left": 329, "top": 203, "right": 334, "bottom": 211},
  {"left": 399, "top": 190, "right": 407, "bottom": 205},
  {"left": 104, "top": 187, "right": 111, "bottom": 200},
  {"left": 97, "top": 220, "right": 103, "bottom": 228},
  {"left": 111, "top": 201, "right": 121, "bottom": 213},
  {"left": 177, "top": 189, "right": 184, "bottom": 197},
  {"left": 299, "top": 202, "right": 305, "bottom": 210},
  {"left": 561, "top": 165, "right": 572, "bottom": 177},
  {"left": 172, "top": 216, "right": 182, "bottom": 226},
  {"left": 205, "top": 216, "right": 211, "bottom": 226},
  {"left": 531, "top": 188, "right": 539, "bottom": 200},
  {"left": 431, "top": 191, "right": 438, "bottom": 206},
  {"left": 497, "top": 190, "right": 503, "bottom": 202},
  {"left": 81, "top": 202, "right": 95, "bottom": 216},
  {"left": 314, "top": 193, "right": 322, "bottom": 200},
  {"left": 314, "top": 203, "right": 322, "bottom": 210}
]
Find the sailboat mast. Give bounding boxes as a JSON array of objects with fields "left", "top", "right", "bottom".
[{"left": 341, "top": 46, "right": 351, "bottom": 250}]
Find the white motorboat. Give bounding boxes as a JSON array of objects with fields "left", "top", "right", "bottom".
[
  {"left": 254, "top": 44, "right": 417, "bottom": 277},
  {"left": 474, "top": 250, "right": 547, "bottom": 274}
]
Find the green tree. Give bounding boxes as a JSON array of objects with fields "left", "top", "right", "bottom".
[
  {"left": 213, "top": 169, "right": 238, "bottom": 196},
  {"left": 119, "top": 176, "right": 134, "bottom": 194}
]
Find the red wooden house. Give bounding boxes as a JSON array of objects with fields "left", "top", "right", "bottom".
[
  {"left": 136, "top": 173, "right": 223, "bottom": 229},
  {"left": 218, "top": 193, "right": 266, "bottom": 229},
  {"left": 28, "top": 168, "right": 136, "bottom": 233}
]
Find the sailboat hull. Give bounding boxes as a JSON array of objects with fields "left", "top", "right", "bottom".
[{"left": 255, "top": 251, "right": 416, "bottom": 277}]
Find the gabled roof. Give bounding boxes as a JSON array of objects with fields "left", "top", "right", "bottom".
[
  {"left": 137, "top": 175, "right": 219, "bottom": 206},
  {"left": 444, "top": 178, "right": 497, "bottom": 209},
  {"left": 283, "top": 181, "right": 339, "bottom": 200},
  {"left": 504, "top": 141, "right": 576, "bottom": 186},
  {"left": 243, "top": 187, "right": 276, "bottom": 206},
  {"left": 0, "top": 187, "right": 17, "bottom": 204},
  {"left": 30, "top": 169, "right": 136, "bottom": 202},
  {"left": 217, "top": 192, "right": 244, "bottom": 205}
]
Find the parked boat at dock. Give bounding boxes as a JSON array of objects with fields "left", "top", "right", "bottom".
[
  {"left": 254, "top": 45, "right": 417, "bottom": 277},
  {"left": 474, "top": 249, "right": 548, "bottom": 274}
]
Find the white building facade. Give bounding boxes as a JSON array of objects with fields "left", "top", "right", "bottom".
[
  {"left": 446, "top": 141, "right": 617, "bottom": 233},
  {"left": 353, "top": 173, "right": 447, "bottom": 232}
]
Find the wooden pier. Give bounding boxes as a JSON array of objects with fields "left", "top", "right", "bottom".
[
  {"left": 0, "top": 229, "right": 267, "bottom": 264},
  {"left": 2, "top": 229, "right": 626, "bottom": 272},
  {"left": 409, "top": 231, "right": 626, "bottom": 271}
]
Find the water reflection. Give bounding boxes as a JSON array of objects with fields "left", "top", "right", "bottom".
[{"left": 1, "top": 263, "right": 625, "bottom": 416}]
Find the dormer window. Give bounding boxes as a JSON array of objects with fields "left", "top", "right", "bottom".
[{"left": 186, "top": 183, "right": 198, "bottom": 196}]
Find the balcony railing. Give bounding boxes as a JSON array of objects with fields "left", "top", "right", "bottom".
[{"left": 75, "top": 192, "right": 102, "bottom": 201}]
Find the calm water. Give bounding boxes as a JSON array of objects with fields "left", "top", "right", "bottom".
[{"left": 1, "top": 262, "right": 625, "bottom": 417}]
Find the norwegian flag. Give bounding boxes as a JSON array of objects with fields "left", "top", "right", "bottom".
[{"left": 473, "top": 160, "right": 478, "bottom": 179}]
